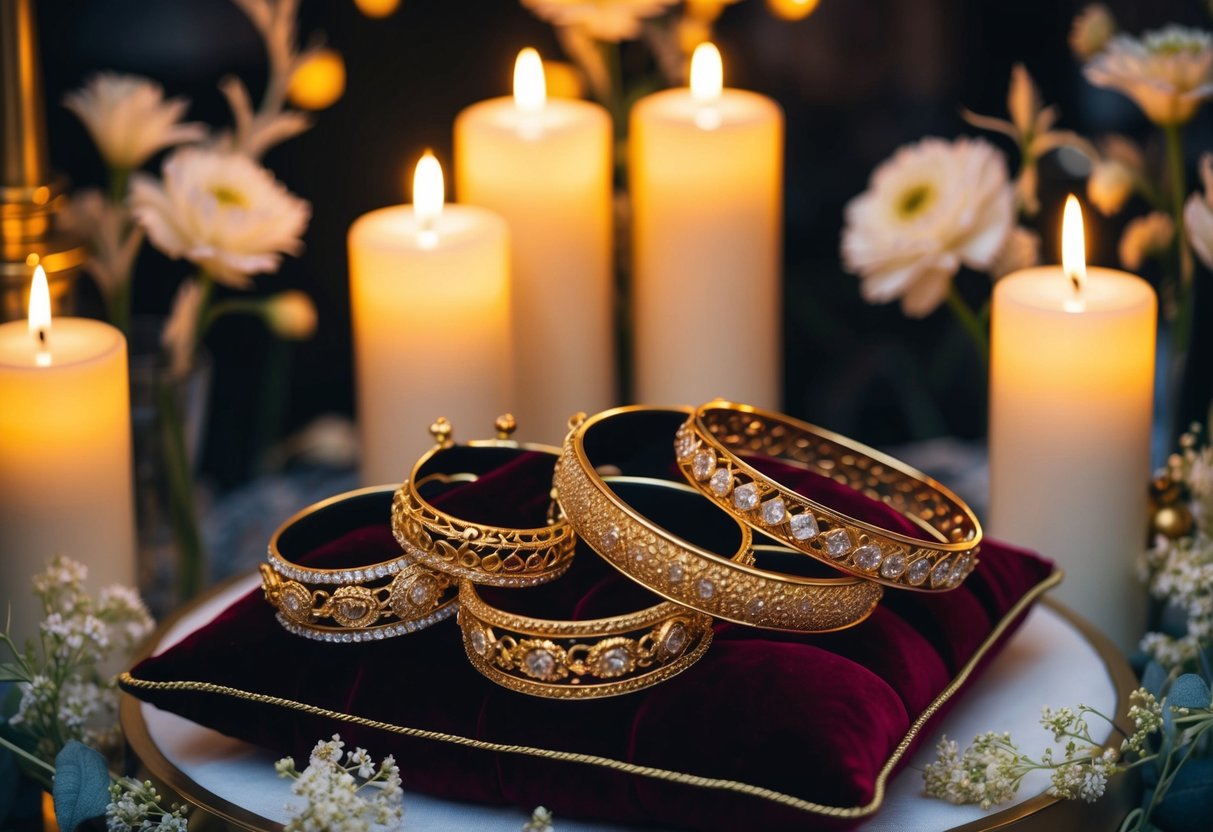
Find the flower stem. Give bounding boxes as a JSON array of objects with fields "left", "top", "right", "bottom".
[
  {"left": 0, "top": 733, "right": 56, "bottom": 778},
  {"left": 946, "top": 286, "right": 989, "bottom": 369},
  {"left": 1164, "top": 123, "right": 1194, "bottom": 354}
]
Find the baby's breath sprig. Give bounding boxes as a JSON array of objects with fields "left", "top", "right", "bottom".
[
  {"left": 105, "top": 778, "right": 190, "bottom": 832},
  {"left": 276, "top": 734, "right": 404, "bottom": 832}
]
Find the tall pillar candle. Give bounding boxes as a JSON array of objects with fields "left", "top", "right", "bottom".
[
  {"left": 630, "top": 42, "right": 783, "bottom": 406},
  {"left": 455, "top": 48, "right": 614, "bottom": 444},
  {"left": 988, "top": 197, "right": 1155, "bottom": 650},
  {"left": 0, "top": 267, "right": 135, "bottom": 646},
  {"left": 348, "top": 153, "right": 512, "bottom": 484}
]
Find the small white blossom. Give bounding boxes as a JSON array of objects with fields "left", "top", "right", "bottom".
[
  {"left": 59, "top": 190, "right": 144, "bottom": 301},
  {"left": 1118, "top": 211, "right": 1175, "bottom": 270},
  {"left": 278, "top": 735, "right": 404, "bottom": 832},
  {"left": 524, "top": 806, "right": 555, "bottom": 832},
  {"left": 106, "top": 778, "right": 189, "bottom": 831},
  {"left": 264, "top": 290, "right": 318, "bottom": 340},
  {"left": 1085, "top": 25, "right": 1213, "bottom": 126},
  {"left": 1184, "top": 154, "right": 1213, "bottom": 273},
  {"left": 64, "top": 73, "right": 205, "bottom": 171}
]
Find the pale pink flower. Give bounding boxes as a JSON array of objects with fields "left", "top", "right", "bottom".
[
  {"left": 1085, "top": 25, "right": 1213, "bottom": 126},
  {"left": 1184, "top": 153, "right": 1213, "bottom": 271}
]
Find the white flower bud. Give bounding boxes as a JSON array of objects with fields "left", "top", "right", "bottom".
[
  {"left": 1118, "top": 212, "right": 1175, "bottom": 270},
  {"left": 1087, "top": 160, "right": 1134, "bottom": 216},
  {"left": 1069, "top": 5, "right": 1116, "bottom": 60},
  {"left": 264, "top": 290, "right": 318, "bottom": 340}
]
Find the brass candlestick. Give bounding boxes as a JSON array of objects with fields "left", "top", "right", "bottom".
[{"left": 1, "top": 0, "right": 84, "bottom": 321}]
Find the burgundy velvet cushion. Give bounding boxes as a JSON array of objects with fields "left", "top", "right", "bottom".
[{"left": 123, "top": 452, "right": 1057, "bottom": 831}]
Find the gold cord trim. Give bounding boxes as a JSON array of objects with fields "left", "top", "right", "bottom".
[{"left": 120, "top": 569, "right": 1061, "bottom": 819}]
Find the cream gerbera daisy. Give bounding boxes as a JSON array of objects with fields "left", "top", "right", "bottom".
[{"left": 1085, "top": 25, "right": 1213, "bottom": 126}]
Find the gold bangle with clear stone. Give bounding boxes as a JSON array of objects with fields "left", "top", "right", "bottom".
[
  {"left": 457, "top": 575, "right": 713, "bottom": 699},
  {"left": 263, "top": 485, "right": 458, "bottom": 642},
  {"left": 675, "top": 400, "right": 983, "bottom": 592},
  {"left": 555, "top": 406, "right": 883, "bottom": 633},
  {"left": 391, "top": 415, "right": 577, "bottom": 588}
]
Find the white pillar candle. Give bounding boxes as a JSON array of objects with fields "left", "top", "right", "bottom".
[
  {"left": 989, "top": 197, "right": 1156, "bottom": 650},
  {"left": 630, "top": 42, "right": 784, "bottom": 407},
  {"left": 454, "top": 48, "right": 614, "bottom": 444},
  {"left": 348, "top": 153, "right": 512, "bottom": 484},
  {"left": 0, "top": 266, "right": 135, "bottom": 645}
]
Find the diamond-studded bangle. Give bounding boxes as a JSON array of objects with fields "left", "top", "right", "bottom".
[
  {"left": 675, "top": 400, "right": 983, "bottom": 592},
  {"left": 263, "top": 485, "right": 458, "bottom": 642},
  {"left": 457, "top": 567, "right": 713, "bottom": 700},
  {"left": 391, "top": 415, "right": 577, "bottom": 588},
  {"left": 555, "top": 406, "right": 883, "bottom": 632}
]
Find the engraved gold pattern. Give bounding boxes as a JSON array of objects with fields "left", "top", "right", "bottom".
[
  {"left": 677, "top": 402, "right": 982, "bottom": 592},
  {"left": 555, "top": 407, "right": 884, "bottom": 633},
  {"left": 456, "top": 580, "right": 713, "bottom": 699}
]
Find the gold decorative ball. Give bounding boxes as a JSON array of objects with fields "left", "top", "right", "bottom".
[
  {"left": 354, "top": 0, "right": 400, "bottom": 18},
  {"left": 766, "top": 0, "right": 821, "bottom": 22},
  {"left": 1152, "top": 504, "right": 1194, "bottom": 540},
  {"left": 288, "top": 49, "right": 346, "bottom": 111},
  {"left": 429, "top": 417, "right": 453, "bottom": 445},
  {"left": 495, "top": 413, "right": 517, "bottom": 439}
]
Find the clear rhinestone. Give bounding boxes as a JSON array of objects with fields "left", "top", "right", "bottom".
[
  {"left": 853, "top": 544, "right": 882, "bottom": 572},
  {"left": 524, "top": 648, "right": 556, "bottom": 679},
  {"left": 667, "top": 563, "right": 686, "bottom": 583},
  {"left": 790, "top": 513, "right": 819, "bottom": 540},
  {"left": 732, "top": 482, "right": 759, "bottom": 511},
  {"left": 691, "top": 449, "right": 716, "bottom": 481},
  {"left": 663, "top": 623, "right": 689, "bottom": 655},
  {"left": 284, "top": 594, "right": 301, "bottom": 612},
  {"left": 880, "top": 552, "right": 907, "bottom": 580},
  {"left": 470, "top": 626, "right": 488, "bottom": 656},
  {"left": 628, "top": 544, "right": 646, "bottom": 565},
  {"left": 409, "top": 581, "right": 433, "bottom": 606},
  {"left": 597, "top": 646, "right": 631, "bottom": 677},
  {"left": 930, "top": 558, "right": 953, "bottom": 588},
  {"left": 745, "top": 598, "right": 767, "bottom": 619},
  {"left": 709, "top": 468, "right": 732, "bottom": 497},
  {"left": 761, "top": 498, "right": 787, "bottom": 525},
  {"left": 795, "top": 597, "right": 813, "bottom": 616},
  {"left": 675, "top": 430, "right": 699, "bottom": 460},
  {"left": 823, "top": 528, "right": 851, "bottom": 558},
  {"left": 695, "top": 578, "right": 715, "bottom": 599},
  {"left": 906, "top": 558, "right": 931, "bottom": 585},
  {"left": 602, "top": 525, "right": 621, "bottom": 552},
  {"left": 950, "top": 554, "right": 972, "bottom": 585}
]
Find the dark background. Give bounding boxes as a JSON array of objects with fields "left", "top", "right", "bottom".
[{"left": 35, "top": 0, "right": 1213, "bottom": 489}]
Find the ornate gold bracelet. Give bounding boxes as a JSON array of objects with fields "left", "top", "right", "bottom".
[
  {"left": 457, "top": 567, "right": 713, "bottom": 699},
  {"left": 391, "top": 415, "right": 576, "bottom": 588},
  {"left": 555, "top": 407, "right": 883, "bottom": 632},
  {"left": 263, "top": 486, "right": 458, "bottom": 642},
  {"left": 675, "top": 401, "right": 982, "bottom": 591}
]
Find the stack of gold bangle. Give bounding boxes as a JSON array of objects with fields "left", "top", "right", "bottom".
[{"left": 260, "top": 403, "right": 984, "bottom": 698}]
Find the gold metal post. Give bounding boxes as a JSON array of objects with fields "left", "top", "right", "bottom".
[{"left": 0, "top": 0, "right": 84, "bottom": 320}]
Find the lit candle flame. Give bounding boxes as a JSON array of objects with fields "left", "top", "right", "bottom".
[
  {"left": 513, "top": 47, "right": 546, "bottom": 116},
  {"left": 690, "top": 42, "right": 723, "bottom": 130},
  {"left": 412, "top": 151, "right": 444, "bottom": 247},
  {"left": 1062, "top": 194, "right": 1086, "bottom": 312},
  {"left": 28, "top": 264, "right": 51, "bottom": 366}
]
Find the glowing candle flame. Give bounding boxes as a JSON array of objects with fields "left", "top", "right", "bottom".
[
  {"left": 1062, "top": 194, "right": 1086, "bottom": 312},
  {"left": 412, "top": 151, "right": 444, "bottom": 247},
  {"left": 513, "top": 47, "right": 546, "bottom": 116},
  {"left": 690, "top": 42, "right": 723, "bottom": 105},
  {"left": 28, "top": 264, "right": 51, "bottom": 366}
]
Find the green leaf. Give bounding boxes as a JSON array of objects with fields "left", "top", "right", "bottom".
[
  {"left": 0, "top": 663, "right": 29, "bottom": 683},
  {"left": 52, "top": 741, "right": 109, "bottom": 832},
  {"left": 1143, "top": 661, "right": 1168, "bottom": 698},
  {"left": 1169, "top": 674, "right": 1212, "bottom": 710}
]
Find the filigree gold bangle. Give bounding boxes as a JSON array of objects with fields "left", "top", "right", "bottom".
[
  {"left": 675, "top": 400, "right": 982, "bottom": 592},
  {"left": 457, "top": 576, "right": 713, "bottom": 699},
  {"left": 391, "top": 415, "right": 576, "bottom": 588},
  {"left": 263, "top": 485, "right": 458, "bottom": 642},
  {"left": 556, "top": 406, "right": 883, "bottom": 632}
]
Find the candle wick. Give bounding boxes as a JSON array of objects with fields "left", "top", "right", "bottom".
[
  {"left": 1070, "top": 273, "right": 1081, "bottom": 294},
  {"left": 35, "top": 327, "right": 51, "bottom": 367}
]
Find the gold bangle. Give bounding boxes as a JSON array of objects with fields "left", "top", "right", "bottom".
[
  {"left": 457, "top": 571, "right": 713, "bottom": 700},
  {"left": 555, "top": 406, "right": 883, "bottom": 632},
  {"left": 675, "top": 400, "right": 982, "bottom": 591},
  {"left": 263, "top": 485, "right": 458, "bottom": 642},
  {"left": 391, "top": 415, "right": 576, "bottom": 588}
]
